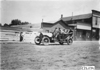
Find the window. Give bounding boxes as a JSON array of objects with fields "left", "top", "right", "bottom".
[
  {"left": 98, "top": 17, "right": 100, "bottom": 25},
  {"left": 93, "top": 16, "right": 98, "bottom": 26},
  {"left": 95, "top": 17, "right": 98, "bottom": 25},
  {"left": 92, "top": 29, "right": 96, "bottom": 32}
]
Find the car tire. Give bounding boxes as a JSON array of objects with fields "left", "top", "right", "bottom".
[
  {"left": 42, "top": 36, "right": 50, "bottom": 45},
  {"left": 34, "top": 36, "right": 41, "bottom": 45},
  {"left": 59, "top": 41, "right": 64, "bottom": 45},
  {"left": 67, "top": 39, "right": 73, "bottom": 45}
]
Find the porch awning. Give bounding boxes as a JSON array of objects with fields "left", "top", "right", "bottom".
[
  {"left": 68, "top": 24, "right": 77, "bottom": 26},
  {"left": 77, "top": 22, "right": 91, "bottom": 30}
]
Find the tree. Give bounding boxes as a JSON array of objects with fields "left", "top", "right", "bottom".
[
  {"left": 9, "top": 19, "right": 30, "bottom": 26},
  {"left": 4, "top": 23, "right": 9, "bottom": 27},
  {"left": 9, "top": 19, "right": 21, "bottom": 26},
  {"left": 21, "top": 21, "right": 30, "bottom": 25},
  {"left": 0, "top": 23, "right": 2, "bottom": 27}
]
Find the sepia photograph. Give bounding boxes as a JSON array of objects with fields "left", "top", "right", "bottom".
[{"left": 0, "top": 0, "right": 100, "bottom": 70}]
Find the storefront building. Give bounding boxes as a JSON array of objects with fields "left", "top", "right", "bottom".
[{"left": 41, "top": 10, "right": 100, "bottom": 41}]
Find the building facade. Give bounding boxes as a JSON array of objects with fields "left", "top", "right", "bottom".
[
  {"left": 92, "top": 10, "right": 100, "bottom": 40},
  {"left": 41, "top": 10, "right": 100, "bottom": 41}
]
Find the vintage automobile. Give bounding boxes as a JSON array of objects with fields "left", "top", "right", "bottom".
[{"left": 34, "top": 30, "right": 73, "bottom": 45}]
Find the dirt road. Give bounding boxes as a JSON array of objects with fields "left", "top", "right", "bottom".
[{"left": 0, "top": 41, "right": 100, "bottom": 70}]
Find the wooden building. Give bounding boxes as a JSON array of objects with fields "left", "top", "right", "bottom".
[{"left": 41, "top": 10, "right": 100, "bottom": 41}]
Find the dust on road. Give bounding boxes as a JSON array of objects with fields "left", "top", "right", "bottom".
[{"left": 0, "top": 41, "right": 100, "bottom": 70}]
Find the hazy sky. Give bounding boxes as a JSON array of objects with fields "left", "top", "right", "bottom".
[{"left": 1, "top": 0, "right": 100, "bottom": 25}]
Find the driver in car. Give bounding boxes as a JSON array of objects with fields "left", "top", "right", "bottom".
[{"left": 68, "top": 28, "right": 73, "bottom": 38}]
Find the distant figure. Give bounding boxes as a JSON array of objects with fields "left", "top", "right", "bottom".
[
  {"left": 53, "top": 28, "right": 59, "bottom": 38},
  {"left": 60, "top": 29, "right": 65, "bottom": 39},
  {"left": 69, "top": 28, "right": 73, "bottom": 34},
  {"left": 60, "top": 28, "right": 63, "bottom": 33},
  {"left": 53, "top": 28, "right": 57, "bottom": 35},
  {"left": 62, "top": 29, "right": 66, "bottom": 34},
  {"left": 58, "top": 28, "right": 61, "bottom": 33},
  {"left": 20, "top": 32, "right": 23, "bottom": 42},
  {"left": 65, "top": 29, "right": 69, "bottom": 34}
]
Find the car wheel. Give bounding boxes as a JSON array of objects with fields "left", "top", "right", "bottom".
[
  {"left": 42, "top": 36, "right": 50, "bottom": 45},
  {"left": 34, "top": 36, "right": 41, "bottom": 45},
  {"left": 67, "top": 39, "right": 73, "bottom": 45},
  {"left": 59, "top": 41, "right": 64, "bottom": 45}
]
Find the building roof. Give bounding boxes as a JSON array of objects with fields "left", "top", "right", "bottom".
[
  {"left": 62, "top": 13, "right": 92, "bottom": 21},
  {"left": 41, "top": 22, "right": 54, "bottom": 28},
  {"left": 41, "top": 13, "right": 93, "bottom": 28}
]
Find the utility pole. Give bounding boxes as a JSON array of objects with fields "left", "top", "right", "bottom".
[
  {"left": 72, "top": 12, "right": 76, "bottom": 40},
  {"left": 71, "top": 12, "right": 73, "bottom": 24}
]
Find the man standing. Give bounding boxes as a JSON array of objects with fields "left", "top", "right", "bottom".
[
  {"left": 20, "top": 32, "right": 23, "bottom": 42},
  {"left": 53, "top": 28, "right": 59, "bottom": 38}
]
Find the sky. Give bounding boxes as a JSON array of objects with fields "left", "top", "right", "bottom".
[{"left": 0, "top": 0, "right": 100, "bottom": 25}]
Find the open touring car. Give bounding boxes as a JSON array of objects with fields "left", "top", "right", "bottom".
[{"left": 34, "top": 29, "right": 73, "bottom": 45}]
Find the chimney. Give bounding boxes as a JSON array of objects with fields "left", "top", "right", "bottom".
[
  {"left": 42, "top": 19, "right": 43, "bottom": 22},
  {"left": 61, "top": 14, "right": 63, "bottom": 19}
]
